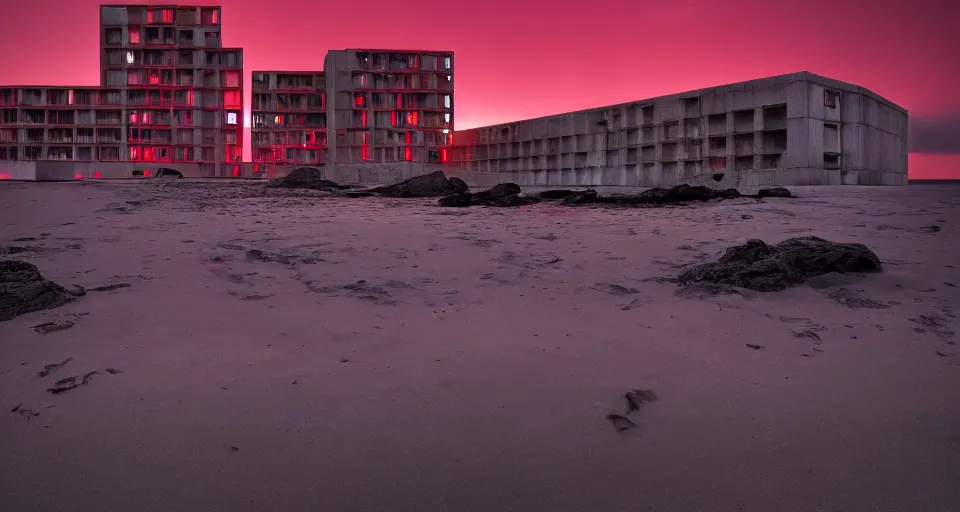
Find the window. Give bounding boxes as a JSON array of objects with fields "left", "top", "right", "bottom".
[
  {"left": 224, "top": 71, "right": 240, "bottom": 88},
  {"left": 226, "top": 112, "right": 238, "bottom": 125},
  {"left": 126, "top": 51, "right": 135, "bottom": 64},
  {"left": 443, "top": 95, "right": 451, "bottom": 108},
  {"left": 444, "top": 113, "right": 451, "bottom": 123},
  {"left": 360, "top": 111, "right": 367, "bottom": 127},
  {"left": 361, "top": 146, "right": 370, "bottom": 161},
  {"left": 443, "top": 56, "right": 452, "bottom": 69},
  {"left": 354, "top": 94, "right": 366, "bottom": 107},
  {"left": 824, "top": 89, "right": 839, "bottom": 108},
  {"left": 223, "top": 90, "right": 240, "bottom": 108},
  {"left": 129, "top": 27, "right": 141, "bottom": 44},
  {"left": 404, "top": 147, "right": 412, "bottom": 161},
  {"left": 405, "top": 112, "right": 419, "bottom": 125}
]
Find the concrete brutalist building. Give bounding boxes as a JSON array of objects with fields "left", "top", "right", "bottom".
[{"left": 447, "top": 72, "right": 908, "bottom": 188}]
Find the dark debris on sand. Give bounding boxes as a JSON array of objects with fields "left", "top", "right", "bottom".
[
  {"left": 677, "top": 237, "right": 883, "bottom": 292},
  {"left": 372, "top": 171, "right": 468, "bottom": 198},
  {"left": 439, "top": 183, "right": 540, "bottom": 208},
  {"left": 1, "top": 260, "right": 80, "bottom": 322}
]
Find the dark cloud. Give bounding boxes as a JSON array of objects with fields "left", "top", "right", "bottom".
[{"left": 909, "top": 115, "right": 960, "bottom": 153}]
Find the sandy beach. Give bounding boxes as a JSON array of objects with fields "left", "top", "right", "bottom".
[{"left": 2, "top": 180, "right": 959, "bottom": 512}]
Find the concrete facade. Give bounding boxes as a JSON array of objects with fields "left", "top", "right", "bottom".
[
  {"left": 250, "top": 71, "right": 327, "bottom": 178},
  {"left": 449, "top": 72, "right": 908, "bottom": 189},
  {"left": 324, "top": 49, "right": 455, "bottom": 165},
  {"left": 1, "top": 4, "right": 244, "bottom": 178}
]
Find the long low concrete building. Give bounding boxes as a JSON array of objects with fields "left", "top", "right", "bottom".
[{"left": 447, "top": 72, "right": 908, "bottom": 189}]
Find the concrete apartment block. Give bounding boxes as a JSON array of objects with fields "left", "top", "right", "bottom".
[
  {"left": 1, "top": 4, "right": 244, "bottom": 179},
  {"left": 99, "top": 4, "right": 243, "bottom": 176},
  {"left": 449, "top": 72, "right": 908, "bottom": 189},
  {"left": 250, "top": 71, "right": 327, "bottom": 177},
  {"left": 324, "top": 49, "right": 455, "bottom": 165}
]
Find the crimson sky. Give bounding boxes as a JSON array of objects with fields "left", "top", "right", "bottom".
[{"left": 1, "top": 0, "right": 957, "bottom": 178}]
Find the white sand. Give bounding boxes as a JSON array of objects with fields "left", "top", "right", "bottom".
[{"left": 1, "top": 181, "right": 959, "bottom": 512}]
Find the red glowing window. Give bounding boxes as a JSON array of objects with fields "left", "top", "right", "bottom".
[
  {"left": 354, "top": 94, "right": 365, "bottom": 107},
  {"left": 129, "top": 27, "right": 141, "bottom": 44},
  {"left": 391, "top": 111, "right": 397, "bottom": 126},
  {"left": 439, "top": 148, "right": 449, "bottom": 163},
  {"left": 0, "top": 173, "right": 11, "bottom": 180},
  {"left": 404, "top": 147, "right": 412, "bottom": 161},
  {"left": 148, "top": 70, "right": 160, "bottom": 85},
  {"left": 404, "top": 132, "right": 412, "bottom": 145},
  {"left": 305, "top": 131, "right": 316, "bottom": 144},
  {"left": 360, "top": 111, "right": 367, "bottom": 127},
  {"left": 162, "top": 9, "right": 174, "bottom": 23},
  {"left": 74, "top": 173, "right": 83, "bottom": 180},
  {"left": 361, "top": 146, "right": 370, "bottom": 161},
  {"left": 93, "top": 171, "right": 102, "bottom": 178},
  {"left": 405, "top": 112, "right": 419, "bottom": 125},
  {"left": 129, "top": 147, "right": 140, "bottom": 160},
  {"left": 233, "top": 165, "right": 240, "bottom": 176},
  {"left": 223, "top": 91, "right": 241, "bottom": 109},
  {"left": 396, "top": 95, "right": 403, "bottom": 109}
]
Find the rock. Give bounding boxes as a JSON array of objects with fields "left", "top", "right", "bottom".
[
  {"left": 677, "top": 236, "right": 882, "bottom": 292},
  {"left": 87, "top": 282, "right": 131, "bottom": 292},
  {"left": 625, "top": 389, "right": 658, "bottom": 410},
  {"left": 562, "top": 189, "right": 600, "bottom": 205},
  {"left": 1, "top": 261, "right": 78, "bottom": 322},
  {"left": 438, "top": 183, "right": 539, "bottom": 208},
  {"left": 757, "top": 187, "right": 792, "bottom": 198},
  {"left": 712, "top": 173, "right": 725, "bottom": 182},
  {"left": 539, "top": 190, "right": 578, "bottom": 200},
  {"left": 438, "top": 194, "right": 473, "bottom": 207},
  {"left": 372, "top": 171, "right": 468, "bottom": 198},
  {"left": 606, "top": 412, "right": 636, "bottom": 432},
  {"left": 636, "top": 184, "right": 739, "bottom": 204},
  {"left": 273, "top": 167, "right": 340, "bottom": 190}
]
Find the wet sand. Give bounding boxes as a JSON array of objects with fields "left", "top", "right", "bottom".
[{"left": 2, "top": 180, "right": 959, "bottom": 512}]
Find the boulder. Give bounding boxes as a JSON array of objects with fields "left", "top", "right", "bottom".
[
  {"left": 635, "top": 184, "right": 740, "bottom": 204},
  {"left": 1, "top": 261, "right": 79, "bottom": 322},
  {"left": 438, "top": 183, "right": 539, "bottom": 207},
  {"left": 677, "top": 236, "right": 882, "bottom": 292},
  {"left": 273, "top": 167, "right": 340, "bottom": 190},
  {"left": 438, "top": 194, "right": 473, "bottom": 207},
  {"left": 757, "top": 187, "right": 792, "bottom": 198},
  {"left": 562, "top": 189, "right": 600, "bottom": 205},
  {"left": 372, "top": 171, "right": 468, "bottom": 198}
]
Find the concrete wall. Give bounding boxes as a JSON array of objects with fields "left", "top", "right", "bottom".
[{"left": 449, "top": 72, "right": 908, "bottom": 189}]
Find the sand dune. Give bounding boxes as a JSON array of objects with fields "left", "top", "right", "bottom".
[{"left": 2, "top": 180, "right": 959, "bottom": 512}]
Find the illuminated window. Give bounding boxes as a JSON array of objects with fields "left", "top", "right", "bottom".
[
  {"left": 129, "top": 27, "right": 141, "bottom": 44},
  {"left": 446, "top": 75, "right": 452, "bottom": 81},
  {"left": 404, "top": 147, "right": 412, "bottom": 161},
  {"left": 405, "top": 112, "right": 419, "bottom": 125},
  {"left": 443, "top": 56, "right": 451, "bottom": 69},
  {"left": 404, "top": 132, "right": 412, "bottom": 144},
  {"left": 223, "top": 90, "right": 240, "bottom": 108},
  {"left": 274, "top": 115, "right": 284, "bottom": 126},
  {"left": 126, "top": 51, "right": 135, "bottom": 64},
  {"left": 162, "top": 9, "right": 174, "bottom": 23},
  {"left": 226, "top": 112, "right": 238, "bottom": 125},
  {"left": 440, "top": 148, "right": 448, "bottom": 162},
  {"left": 361, "top": 146, "right": 370, "bottom": 161},
  {"left": 391, "top": 111, "right": 397, "bottom": 126},
  {"left": 360, "top": 111, "right": 367, "bottom": 127},
  {"left": 444, "top": 95, "right": 451, "bottom": 108},
  {"left": 444, "top": 113, "right": 451, "bottom": 123}
]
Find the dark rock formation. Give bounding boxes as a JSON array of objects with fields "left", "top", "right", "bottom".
[
  {"left": 438, "top": 182, "right": 539, "bottom": 207},
  {"left": 272, "top": 167, "right": 341, "bottom": 190},
  {"left": 635, "top": 185, "right": 741, "bottom": 204},
  {"left": 561, "top": 189, "right": 600, "bottom": 205},
  {"left": 539, "top": 189, "right": 578, "bottom": 200},
  {"left": 372, "top": 171, "right": 468, "bottom": 198},
  {"left": 677, "top": 237, "right": 883, "bottom": 292},
  {"left": 757, "top": 187, "right": 792, "bottom": 198},
  {"left": 1, "top": 261, "right": 78, "bottom": 322}
]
